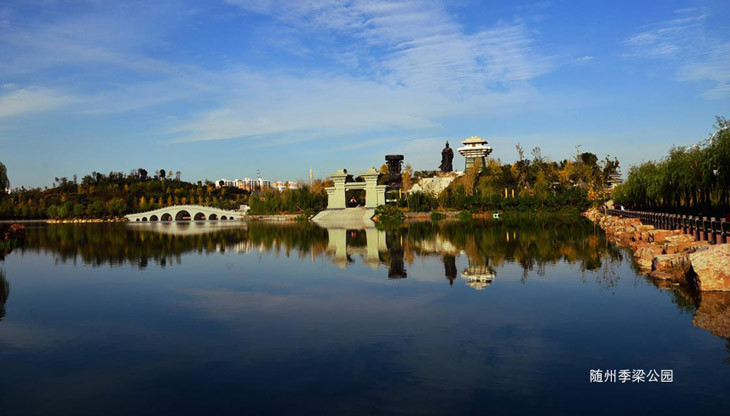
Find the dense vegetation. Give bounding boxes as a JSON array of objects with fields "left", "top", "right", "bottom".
[
  {"left": 247, "top": 184, "right": 328, "bottom": 216},
  {"left": 404, "top": 145, "right": 618, "bottom": 214},
  {"left": 0, "top": 168, "right": 328, "bottom": 220},
  {"left": 613, "top": 117, "right": 730, "bottom": 216}
]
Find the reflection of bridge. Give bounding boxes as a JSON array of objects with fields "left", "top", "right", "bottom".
[
  {"left": 125, "top": 221, "right": 246, "bottom": 235},
  {"left": 125, "top": 205, "right": 244, "bottom": 222}
]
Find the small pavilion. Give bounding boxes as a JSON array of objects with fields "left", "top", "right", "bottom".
[{"left": 457, "top": 136, "right": 493, "bottom": 171}]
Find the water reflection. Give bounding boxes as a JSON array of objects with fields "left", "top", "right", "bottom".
[
  {"left": 3, "top": 219, "right": 730, "bottom": 414},
  {"left": 19, "top": 220, "right": 625, "bottom": 289},
  {"left": 694, "top": 292, "right": 730, "bottom": 339},
  {"left": 9, "top": 220, "right": 730, "bottom": 342}
]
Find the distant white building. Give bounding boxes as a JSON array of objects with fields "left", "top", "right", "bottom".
[
  {"left": 216, "top": 177, "right": 272, "bottom": 191},
  {"left": 214, "top": 177, "right": 302, "bottom": 191}
]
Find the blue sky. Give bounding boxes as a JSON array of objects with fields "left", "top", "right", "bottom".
[{"left": 1, "top": 0, "right": 729, "bottom": 187}]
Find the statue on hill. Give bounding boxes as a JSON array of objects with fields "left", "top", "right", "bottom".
[{"left": 439, "top": 141, "right": 454, "bottom": 173}]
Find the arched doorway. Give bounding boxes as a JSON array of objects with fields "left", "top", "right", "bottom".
[
  {"left": 209, "top": 214, "right": 218, "bottom": 221},
  {"left": 194, "top": 213, "right": 206, "bottom": 221},
  {"left": 345, "top": 189, "right": 366, "bottom": 207},
  {"left": 175, "top": 210, "right": 191, "bottom": 221},
  {"left": 161, "top": 213, "right": 173, "bottom": 221},
  {"left": 150, "top": 215, "right": 159, "bottom": 221}
]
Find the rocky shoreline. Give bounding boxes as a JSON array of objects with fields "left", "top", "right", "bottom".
[
  {"left": 583, "top": 208, "right": 730, "bottom": 291},
  {"left": 45, "top": 218, "right": 128, "bottom": 223}
]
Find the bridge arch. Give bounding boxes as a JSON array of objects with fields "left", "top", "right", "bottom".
[
  {"left": 161, "top": 213, "right": 172, "bottom": 221},
  {"left": 194, "top": 212, "right": 206, "bottom": 221},
  {"left": 142, "top": 217, "right": 148, "bottom": 222},
  {"left": 150, "top": 215, "right": 158, "bottom": 221},
  {"left": 175, "top": 210, "right": 191, "bottom": 221},
  {"left": 209, "top": 214, "right": 218, "bottom": 220}
]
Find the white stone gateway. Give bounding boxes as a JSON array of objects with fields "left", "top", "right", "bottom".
[{"left": 312, "top": 168, "right": 387, "bottom": 226}]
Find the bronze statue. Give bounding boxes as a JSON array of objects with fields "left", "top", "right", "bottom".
[{"left": 439, "top": 141, "right": 454, "bottom": 172}]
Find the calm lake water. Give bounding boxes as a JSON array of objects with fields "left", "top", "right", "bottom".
[{"left": 1, "top": 219, "right": 729, "bottom": 415}]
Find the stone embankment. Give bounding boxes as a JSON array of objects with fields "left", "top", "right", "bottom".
[
  {"left": 46, "top": 218, "right": 128, "bottom": 224},
  {"left": 246, "top": 214, "right": 301, "bottom": 222},
  {"left": 583, "top": 208, "right": 730, "bottom": 291}
]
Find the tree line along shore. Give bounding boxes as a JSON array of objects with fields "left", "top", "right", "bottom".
[
  {"left": 0, "top": 116, "right": 726, "bottom": 221},
  {"left": 0, "top": 146, "right": 618, "bottom": 221}
]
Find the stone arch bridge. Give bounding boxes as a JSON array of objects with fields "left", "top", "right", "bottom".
[{"left": 125, "top": 205, "right": 245, "bottom": 222}]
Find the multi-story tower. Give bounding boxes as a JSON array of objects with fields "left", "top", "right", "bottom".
[{"left": 457, "top": 136, "right": 493, "bottom": 171}]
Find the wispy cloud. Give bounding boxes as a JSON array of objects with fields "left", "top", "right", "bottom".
[
  {"left": 166, "top": 0, "right": 554, "bottom": 143},
  {"left": 0, "top": 86, "right": 75, "bottom": 118},
  {"left": 0, "top": 0, "right": 554, "bottom": 145},
  {"left": 226, "top": 0, "right": 553, "bottom": 91},
  {"left": 623, "top": 8, "right": 730, "bottom": 98}
]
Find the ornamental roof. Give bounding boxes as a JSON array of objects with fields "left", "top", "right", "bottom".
[{"left": 462, "top": 136, "right": 487, "bottom": 144}]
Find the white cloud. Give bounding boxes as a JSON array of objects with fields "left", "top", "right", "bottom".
[
  {"left": 168, "top": 69, "right": 539, "bottom": 143},
  {"left": 623, "top": 8, "right": 730, "bottom": 98},
  {"left": 170, "top": 0, "right": 553, "bottom": 143},
  {"left": 0, "top": 0, "right": 555, "bottom": 148},
  {"left": 572, "top": 56, "right": 593, "bottom": 64},
  {"left": 0, "top": 87, "right": 74, "bottom": 118},
  {"left": 225, "top": 0, "right": 553, "bottom": 92}
]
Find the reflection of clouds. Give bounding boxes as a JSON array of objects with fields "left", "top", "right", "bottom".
[{"left": 175, "top": 284, "right": 561, "bottom": 403}]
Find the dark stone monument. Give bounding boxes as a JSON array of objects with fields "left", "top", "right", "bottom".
[
  {"left": 384, "top": 154, "right": 404, "bottom": 190},
  {"left": 439, "top": 141, "right": 454, "bottom": 172}
]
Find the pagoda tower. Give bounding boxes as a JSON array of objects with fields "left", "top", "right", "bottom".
[{"left": 457, "top": 136, "right": 492, "bottom": 171}]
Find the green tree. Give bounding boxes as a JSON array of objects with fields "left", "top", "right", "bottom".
[{"left": 0, "top": 162, "right": 9, "bottom": 195}]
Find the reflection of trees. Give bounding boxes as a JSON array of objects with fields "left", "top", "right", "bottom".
[
  {"left": 21, "top": 223, "right": 329, "bottom": 268},
  {"left": 20, "top": 219, "right": 624, "bottom": 285},
  {"left": 402, "top": 219, "right": 624, "bottom": 284},
  {"left": 0, "top": 269, "right": 8, "bottom": 321}
]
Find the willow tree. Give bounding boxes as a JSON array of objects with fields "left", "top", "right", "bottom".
[{"left": 613, "top": 117, "right": 730, "bottom": 214}]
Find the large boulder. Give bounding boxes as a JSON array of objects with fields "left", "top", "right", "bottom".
[
  {"left": 651, "top": 253, "right": 691, "bottom": 282},
  {"left": 647, "top": 229, "right": 681, "bottom": 243},
  {"left": 692, "top": 292, "right": 730, "bottom": 338},
  {"left": 689, "top": 245, "right": 730, "bottom": 291},
  {"left": 634, "top": 242, "right": 664, "bottom": 270},
  {"left": 664, "top": 241, "right": 710, "bottom": 255},
  {"left": 664, "top": 234, "right": 695, "bottom": 244}
]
